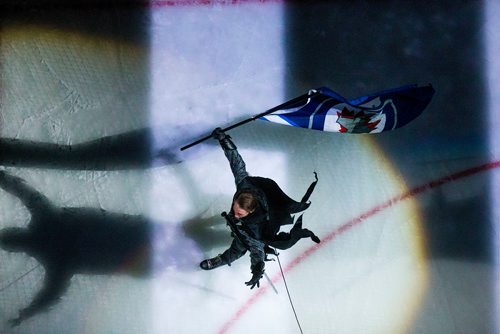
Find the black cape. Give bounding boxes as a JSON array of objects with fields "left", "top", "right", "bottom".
[{"left": 246, "top": 173, "right": 318, "bottom": 249}]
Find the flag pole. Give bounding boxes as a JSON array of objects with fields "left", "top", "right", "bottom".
[{"left": 180, "top": 91, "right": 315, "bottom": 151}]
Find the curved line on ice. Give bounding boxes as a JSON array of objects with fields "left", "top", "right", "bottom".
[{"left": 218, "top": 160, "right": 500, "bottom": 334}]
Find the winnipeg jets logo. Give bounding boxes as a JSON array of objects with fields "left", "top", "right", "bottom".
[
  {"left": 336, "top": 107, "right": 383, "bottom": 133},
  {"left": 323, "top": 98, "right": 396, "bottom": 133}
]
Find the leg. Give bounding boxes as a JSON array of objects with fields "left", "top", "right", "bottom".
[
  {"left": 9, "top": 266, "right": 71, "bottom": 327},
  {"left": 268, "top": 216, "right": 320, "bottom": 250}
]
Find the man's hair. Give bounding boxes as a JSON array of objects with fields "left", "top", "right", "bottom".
[{"left": 235, "top": 192, "right": 258, "bottom": 213}]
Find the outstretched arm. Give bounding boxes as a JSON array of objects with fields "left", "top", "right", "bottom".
[
  {"left": 222, "top": 212, "right": 265, "bottom": 289},
  {"left": 212, "top": 128, "right": 249, "bottom": 186},
  {"left": 245, "top": 234, "right": 266, "bottom": 289},
  {"left": 8, "top": 267, "right": 71, "bottom": 327},
  {"left": 0, "top": 171, "right": 53, "bottom": 217}
]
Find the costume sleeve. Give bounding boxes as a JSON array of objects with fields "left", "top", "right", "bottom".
[
  {"left": 222, "top": 146, "right": 249, "bottom": 186},
  {"left": 238, "top": 229, "right": 266, "bottom": 274},
  {"left": 220, "top": 238, "right": 248, "bottom": 264},
  {"left": 214, "top": 131, "right": 249, "bottom": 186}
]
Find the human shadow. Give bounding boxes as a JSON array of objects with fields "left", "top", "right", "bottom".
[
  {"left": 0, "top": 170, "right": 229, "bottom": 327},
  {"left": 0, "top": 126, "right": 214, "bottom": 170},
  {"left": 0, "top": 129, "right": 155, "bottom": 170},
  {"left": 182, "top": 213, "right": 233, "bottom": 251}
]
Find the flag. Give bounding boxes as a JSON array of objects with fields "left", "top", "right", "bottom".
[{"left": 260, "top": 84, "right": 435, "bottom": 133}]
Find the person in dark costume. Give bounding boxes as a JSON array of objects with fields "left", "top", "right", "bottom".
[{"left": 200, "top": 128, "right": 320, "bottom": 289}]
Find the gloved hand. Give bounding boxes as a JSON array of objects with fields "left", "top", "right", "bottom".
[
  {"left": 211, "top": 127, "right": 236, "bottom": 150},
  {"left": 211, "top": 127, "right": 227, "bottom": 141},
  {"left": 245, "top": 271, "right": 263, "bottom": 289}
]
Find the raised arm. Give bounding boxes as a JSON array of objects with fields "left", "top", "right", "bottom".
[
  {"left": 212, "top": 128, "right": 249, "bottom": 186},
  {"left": 0, "top": 171, "right": 53, "bottom": 217}
]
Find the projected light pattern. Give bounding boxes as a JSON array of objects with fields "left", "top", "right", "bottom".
[
  {"left": 148, "top": 5, "right": 429, "bottom": 332},
  {"left": 216, "top": 139, "right": 428, "bottom": 334},
  {"left": 0, "top": 25, "right": 148, "bottom": 143},
  {"left": 0, "top": 22, "right": 152, "bottom": 334},
  {"left": 0, "top": 1, "right": 495, "bottom": 333},
  {"left": 148, "top": 3, "right": 290, "bottom": 333}
]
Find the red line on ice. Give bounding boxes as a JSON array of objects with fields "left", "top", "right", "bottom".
[{"left": 218, "top": 160, "right": 500, "bottom": 334}]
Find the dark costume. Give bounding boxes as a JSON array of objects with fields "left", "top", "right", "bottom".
[{"left": 200, "top": 129, "right": 320, "bottom": 289}]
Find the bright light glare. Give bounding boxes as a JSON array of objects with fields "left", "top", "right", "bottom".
[{"left": 148, "top": 2, "right": 426, "bottom": 334}]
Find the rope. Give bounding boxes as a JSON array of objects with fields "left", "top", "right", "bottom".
[
  {"left": 275, "top": 250, "right": 304, "bottom": 334},
  {"left": 0, "top": 264, "right": 41, "bottom": 293}
]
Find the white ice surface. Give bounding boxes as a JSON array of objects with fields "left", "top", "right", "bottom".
[{"left": 0, "top": 1, "right": 496, "bottom": 334}]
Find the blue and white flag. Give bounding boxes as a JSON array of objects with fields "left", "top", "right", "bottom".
[{"left": 260, "top": 84, "right": 435, "bottom": 133}]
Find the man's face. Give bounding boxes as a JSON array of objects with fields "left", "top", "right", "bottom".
[{"left": 232, "top": 202, "right": 250, "bottom": 219}]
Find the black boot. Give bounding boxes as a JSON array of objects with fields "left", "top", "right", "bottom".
[
  {"left": 200, "top": 254, "right": 225, "bottom": 270},
  {"left": 307, "top": 229, "right": 321, "bottom": 244},
  {"left": 291, "top": 217, "right": 320, "bottom": 244}
]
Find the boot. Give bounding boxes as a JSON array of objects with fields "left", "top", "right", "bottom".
[
  {"left": 292, "top": 215, "right": 320, "bottom": 244},
  {"left": 291, "top": 219, "right": 320, "bottom": 244},
  {"left": 200, "top": 254, "right": 225, "bottom": 270},
  {"left": 307, "top": 229, "right": 321, "bottom": 244}
]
